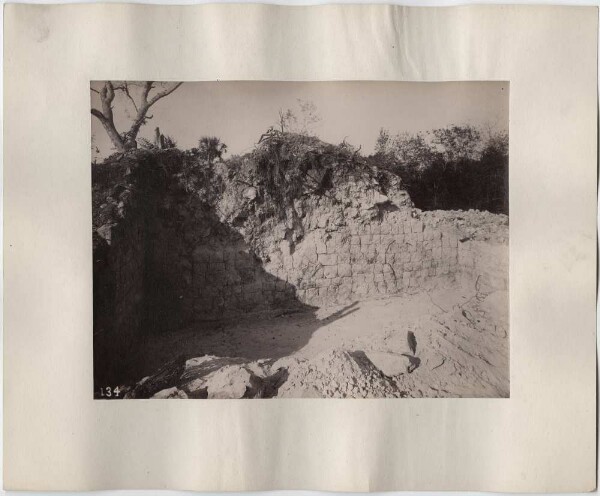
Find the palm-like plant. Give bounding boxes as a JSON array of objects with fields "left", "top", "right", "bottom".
[{"left": 198, "top": 136, "right": 228, "bottom": 164}]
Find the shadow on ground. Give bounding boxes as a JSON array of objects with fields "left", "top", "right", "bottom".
[
  {"left": 119, "top": 300, "right": 360, "bottom": 389},
  {"left": 93, "top": 156, "right": 359, "bottom": 393}
]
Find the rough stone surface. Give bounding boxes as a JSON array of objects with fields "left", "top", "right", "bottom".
[
  {"left": 93, "top": 150, "right": 508, "bottom": 391},
  {"left": 152, "top": 387, "right": 188, "bottom": 399},
  {"left": 205, "top": 365, "right": 254, "bottom": 399}
]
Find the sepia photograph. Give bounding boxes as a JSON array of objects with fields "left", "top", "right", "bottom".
[
  {"left": 92, "top": 81, "right": 509, "bottom": 399},
  {"left": 7, "top": 3, "right": 598, "bottom": 492}
]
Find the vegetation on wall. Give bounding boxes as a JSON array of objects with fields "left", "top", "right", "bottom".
[{"left": 92, "top": 89, "right": 508, "bottom": 216}]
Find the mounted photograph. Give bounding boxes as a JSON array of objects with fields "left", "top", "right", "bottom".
[{"left": 91, "top": 81, "right": 509, "bottom": 399}]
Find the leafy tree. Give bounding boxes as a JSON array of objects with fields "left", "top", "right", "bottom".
[
  {"left": 374, "top": 128, "right": 391, "bottom": 155},
  {"left": 392, "top": 132, "right": 438, "bottom": 174},
  {"left": 431, "top": 125, "right": 481, "bottom": 162},
  {"left": 373, "top": 125, "right": 508, "bottom": 214}
]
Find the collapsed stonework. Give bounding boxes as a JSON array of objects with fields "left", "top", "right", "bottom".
[
  {"left": 93, "top": 148, "right": 508, "bottom": 387},
  {"left": 216, "top": 156, "right": 508, "bottom": 308}
]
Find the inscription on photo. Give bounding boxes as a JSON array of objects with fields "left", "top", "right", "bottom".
[{"left": 98, "top": 386, "right": 121, "bottom": 398}]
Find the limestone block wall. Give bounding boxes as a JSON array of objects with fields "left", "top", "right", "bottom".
[
  {"left": 94, "top": 181, "right": 301, "bottom": 341},
  {"left": 93, "top": 205, "right": 145, "bottom": 348},
  {"left": 93, "top": 202, "right": 147, "bottom": 386},
  {"left": 263, "top": 209, "right": 463, "bottom": 307},
  {"left": 96, "top": 201, "right": 507, "bottom": 331},
  {"left": 141, "top": 201, "right": 301, "bottom": 325},
  {"left": 111, "top": 221, "right": 146, "bottom": 338},
  {"left": 94, "top": 152, "right": 508, "bottom": 338},
  {"left": 186, "top": 240, "right": 298, "bottom": 321}
]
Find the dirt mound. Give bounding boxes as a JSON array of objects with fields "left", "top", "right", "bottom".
[
  {"left": 126, "top": 349, "right": 406, "bottom": 399},
  {"left": 273, "top": 349, "right": 407, "bottom": 398}
]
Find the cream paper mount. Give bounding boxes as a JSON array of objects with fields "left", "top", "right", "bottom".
[{"left": 4, "top": 4, "right": 597, "bottom": 492}]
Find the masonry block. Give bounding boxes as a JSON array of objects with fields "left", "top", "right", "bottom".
[
  {"left": 337, "top": 252, "right": 351, "bottom": 264},
  {"left": 318, "top": 253, "right": 337, "bottom": 266},
  {"left": 338, "top": 263, "right": 352, "bottom": 277},
  {"left": 315, "top": 240, "right": 327, "bottom": 254},
  {"left": 324, "top": 265, "right": 338, "bottom": 279}
]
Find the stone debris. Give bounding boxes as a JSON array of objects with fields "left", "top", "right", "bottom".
[
  {"left": 205, "top": 365, "right": 255, "bottom": 399},
  {"left": 152, "top": 387, "right": 188, "bottom": 399},
  {"left": 363, "top": 351, "right": 408, "bottom": 377},
  {"left": 126, "top": 285, "right": 509, "bottom": 399}
]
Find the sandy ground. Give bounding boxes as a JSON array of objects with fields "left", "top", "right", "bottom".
[{"left": 124, "top": 282, "right": 509, "bottom": 399}]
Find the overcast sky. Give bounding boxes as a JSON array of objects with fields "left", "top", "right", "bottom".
[{"left": 91, "top": 81, "right": 508, "bottom": 160}]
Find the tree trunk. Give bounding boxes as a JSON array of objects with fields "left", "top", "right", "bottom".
[
  {"left": 92, "top": 81, "right": 182, "bottom": 154},
  {"left": 91, "top": 110, "right": 126, "bottom": 152},
  {"left": 123, "top": 138, "right": 138, "bottom": 151}
]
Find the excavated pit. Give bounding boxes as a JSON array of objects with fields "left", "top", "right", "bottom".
[{"left": 93, "top": 148, "right": 508, "bottom": 398}]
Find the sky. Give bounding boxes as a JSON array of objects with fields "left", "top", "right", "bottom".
[{"left": 91, "top": 81, "right": 508, "bottom": 160}]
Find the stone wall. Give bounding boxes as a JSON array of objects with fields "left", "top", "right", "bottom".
[
  {"left": 93, "top": 150, "right": 507, "bottom": 335},
  {"left": 262, "top": 209, "right": 464, "bottom": 307},
  {"left": 94, "top": 219, "right": 145, "bottom": 342},
  {"left": 93, "top": 151, "right": 304, "bottom": 341},
  {"left": 93, "top": 189, "right": 147, "bottom": 386},
  {"left": 92, "top": 150, "right": 508, "bottom": 388},
  {"left": 146, "top": 209, "right": 300, "bottom": 324}
]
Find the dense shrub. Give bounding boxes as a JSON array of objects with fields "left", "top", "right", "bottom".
[
  {"left": 239, "top": 129, "right": 371, "bottom": 219},
  {"left": 372, "top": 125, "right": 508, "bottom": 214},
  {"left": 94, "top": 123, "right": 508, "bottom": 220}
]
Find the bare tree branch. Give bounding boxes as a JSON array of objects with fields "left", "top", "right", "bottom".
[
  {"left": 148, "top": 82, "right": 183, "bottom": 106},
  {"left": 91, "top": 103, "right": 124, "bottom": 151},
  {"left": 90, "top": 108, "right": 107, "bottom": 122},
  {"left": 140, "top": 81, "right": 154, "bottom": 108},
  {"left": 91, "top": 80, "right": 182, "bottom": 153},
  {"left": 113, "top": 82, "right": 139, "bottom": 114},
  {"left": 100, "top": 82, "right": 116, "bottom": 122}
]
